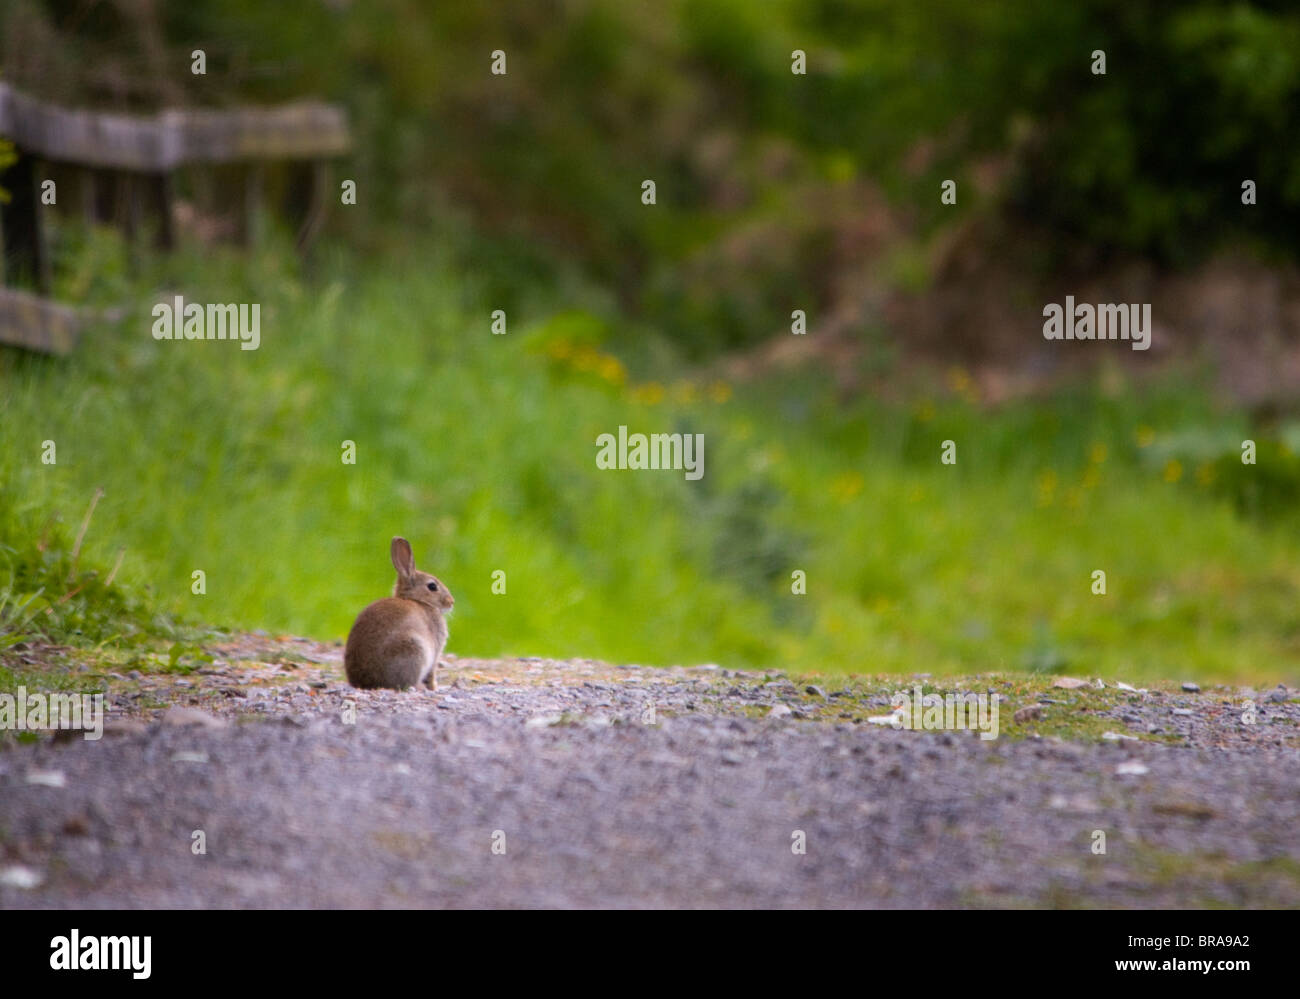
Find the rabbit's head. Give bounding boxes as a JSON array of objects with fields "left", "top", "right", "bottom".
[{"left": 389, "top": 536, "right": 454, "bottom": 615}]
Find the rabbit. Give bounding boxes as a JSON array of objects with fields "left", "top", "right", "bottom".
[{"left": 344, "top": 536, "right": 454, "bottom": 691}]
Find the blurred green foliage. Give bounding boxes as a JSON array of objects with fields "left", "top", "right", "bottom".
[
  {"left": 1144, "top": 428, "right": 1300, "bottom": 520},
  {"left": 7, "top": 0, "right": 1298, "bottom": 350},
  {"left": 4, "top": 2, "right": 1300, "bottom": 684},
  {"left": 3, "top": 232, "right": 1299, "bottom": 684},
  {"left": 0, "top": 485, "right": 165, "bottom": 645}
]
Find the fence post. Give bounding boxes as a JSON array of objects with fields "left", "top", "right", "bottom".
[
  {"left": 0, "top": 148, "right": 51, "bottom": 293},
  {"left": 150, "top": 171, "right": 175, "bottom": 250}
]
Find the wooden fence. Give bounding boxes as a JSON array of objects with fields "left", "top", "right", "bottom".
[{"left": 0, "top": 81, "right": 350, "bottom": 354}]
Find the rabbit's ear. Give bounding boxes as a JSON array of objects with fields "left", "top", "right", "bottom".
[{"left": 390, "top": 536, "right": 415, "bottom": 578}]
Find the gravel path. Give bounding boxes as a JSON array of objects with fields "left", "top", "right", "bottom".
[{"left": 2, "top": 634, "right": 1297, "bottom": 908}]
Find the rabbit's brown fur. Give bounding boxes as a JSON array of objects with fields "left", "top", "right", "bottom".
[{"left": 344, "top": 537, "right": 454, "bottom": 690}]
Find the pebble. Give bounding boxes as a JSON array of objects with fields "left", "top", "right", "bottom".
[
  {"left": 768, "top": 704, "right": 793, "bottom": 719},
  {"left": 1182, "top": 682, "right": 1201, "bottom": 693},
  {"left": 1049, "top": 793, "right": 1100, "bottom": 813},
  {"left": 25, "top": 769, "right": 66, "bottom": 788},
  {"left": 0, "top": 865, "right": 44, "bottom": 890},
  {"left": 867, "top": 711, "right": 904, "bottom": 726}
]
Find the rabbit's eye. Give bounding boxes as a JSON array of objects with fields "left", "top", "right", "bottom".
[{"left": 427, "top": 582, "right": 438, "bottom": 591}]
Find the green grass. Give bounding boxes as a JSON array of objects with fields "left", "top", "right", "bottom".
[{"left": 1, "top": 227, "right": 1299, "bottom": 685}]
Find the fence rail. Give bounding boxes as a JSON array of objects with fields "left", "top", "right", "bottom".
[
  {"left": 0, "top": 286, "right": 124, "bottom": 355},
  {"left": 0, "top": 81, "right": 350, "bottom": 170}
]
